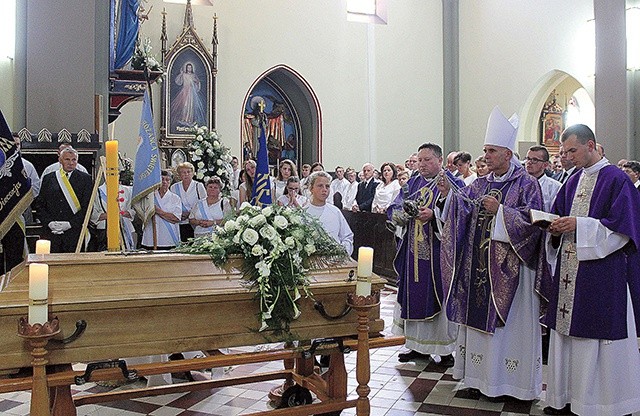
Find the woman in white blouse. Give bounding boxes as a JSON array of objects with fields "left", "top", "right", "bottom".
[
  {"left": 277, "top": 177, "right": 308, "bottom": 208},
  {"left": 238, "top": 159, "right": 256, "bottom": 206},
  {"left": 454, "top": 151, "right": 477, "bottom": 185},
  {"left": 170, "top": 162, "right": 206, "bottom": 242},
  {"left": 341, "top": 168, "right": 359, "bottom": 210},
  {"left": 372, "top": 162, "right": 401, "bottom": 214},
  {"left": 274, "top": 159, "right": 298, "bottom": 201},
  {"left": 189, "top": 177, "right": 233, "bottom": 238}
]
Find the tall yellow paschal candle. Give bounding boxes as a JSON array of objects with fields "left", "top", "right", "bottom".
[{"left": 105, "top": 140, "right": 120, "bottom": 251}]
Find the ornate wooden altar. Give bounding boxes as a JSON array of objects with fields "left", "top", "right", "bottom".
[{"left": 0, "top": 253, "right": 402, "bottom": 415}]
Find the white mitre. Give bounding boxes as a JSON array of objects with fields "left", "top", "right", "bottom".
[{"left": 484, "top": 106, "right": 520, "bottom": 165}]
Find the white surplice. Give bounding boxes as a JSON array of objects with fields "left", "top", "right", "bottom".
[{"left": 391, "top": 301, "right": 458, "bottom": 356}]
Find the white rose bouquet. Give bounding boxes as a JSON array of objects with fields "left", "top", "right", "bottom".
[
  {"left": 177, "top": 204, "right": 348, "bottom": 334},
  {"left": 131, "top": 37, "right": 164, "bottom": 73},
  {"left": 188, "top": 125, "right": 233, "bottom": 193}
]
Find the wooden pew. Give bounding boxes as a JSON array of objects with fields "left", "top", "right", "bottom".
[{"left": 342, "top": 210, "right": 398, "bottom": 285}]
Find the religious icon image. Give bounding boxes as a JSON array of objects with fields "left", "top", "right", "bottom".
[
  {"left": 171, "top": 62, "right": 207, "bottom": 129},
  {"left": 241, "top": 80, "right": 299, "bottom": 166},
  {"left": 166, "top": 47, "right": 211, "bottom": 136},
  {"left": 543, "top": 114, "right": 563, "bottom": 148},
  {"left": 540, "top": 90, "right": 564, "bottom": 149}
]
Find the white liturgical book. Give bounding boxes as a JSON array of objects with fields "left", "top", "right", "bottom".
[{"left": 529, "top": 209, "right": 559, "bottom": 228}]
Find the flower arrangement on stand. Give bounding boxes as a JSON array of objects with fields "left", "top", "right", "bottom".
[
  {"left": 131, "top": 37, "right": 163, "bottom": 73},
  {"left": 188, "top": 126, "right": 234, "bottom": 194},
  {"left": 177, "top": 203, "right": 349, "bottom": 334}
]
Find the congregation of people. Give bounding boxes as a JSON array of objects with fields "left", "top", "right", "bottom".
[{"left": 7, "top": 103, "right": 640, "bottom": 415}]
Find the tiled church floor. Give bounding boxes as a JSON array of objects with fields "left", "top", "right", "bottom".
[{"left": 1, "top": 287, "right": 636, "bottom": 416}]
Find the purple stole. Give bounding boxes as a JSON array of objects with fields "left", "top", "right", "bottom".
[
  {"left": 544, "top": 165, "right": 640, "bottom": 340},
  {"left": 441, "top": 165, "right": 546, "bottom": 333}
]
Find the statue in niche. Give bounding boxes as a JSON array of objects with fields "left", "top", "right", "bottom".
[{"left": 242, "top": 94, "right": 289, "bottom": 164}]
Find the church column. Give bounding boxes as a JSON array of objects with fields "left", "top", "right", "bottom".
[
  {"left": 95, "top": 0, "right": 110, "bottom": 143},
  {"left": 442, "top": 0, "right": 459, "bottom": 153},
  {"left": 630, "top": 70, "right": 640, "bottom": 159},
  {"left": 11, "top": 0, "right": 27, "bottom": 128},
  {"left": 593, "top": 0, "right": 628, "bottom": 161},
  {"left": 25, "top": 0, "right": 96, "bottom": 132}
]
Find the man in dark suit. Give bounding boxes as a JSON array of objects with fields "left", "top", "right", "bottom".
[
  {"left": 351, "top": 163, "right": 379, "bottom": 212},
  {"left": 37, "top": 147, "right": 93, "bottom": 253},
  {"left": 556, "top": 149, "right": 577, "bottom": 184}
]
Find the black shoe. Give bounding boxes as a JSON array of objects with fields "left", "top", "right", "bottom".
[
  {"left": 543, "top": 404, "right": 573, "bottom": 415},
  {"left": 485, "top": 395, "right": 531, "bottom": 403},
  {"left": 435, "top": 354, "right": 455, "bottom": 367},
  {"left": 398, "top": 350, "right": 429, "bottom": 362},
  {"left": 463, "top": 388, "right": 482, "bottom": 400}
]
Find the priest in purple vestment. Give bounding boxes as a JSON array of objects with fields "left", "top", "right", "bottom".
[
  {"left": 543, "top": 124, "right": 640, "bottom": 416},
  {"left": 389, "top": 142, "right": 464, "bottom": 365},
  {"left": 437, "top": 107, "right": 548, "bottom": 401}
]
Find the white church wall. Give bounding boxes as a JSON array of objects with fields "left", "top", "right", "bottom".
[
  {"left": 371, "top": 1, "right": 444, "bottom": 167},
  {"left": 115, "top": 0, "right": 443, "bottom": 171},
  {"left": 458, "top": 0, "right": 595, "bottom": 159}
]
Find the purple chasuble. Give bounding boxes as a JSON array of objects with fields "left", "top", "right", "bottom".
[
  {"left": 389, "top": 171, "right": 464, "bottom": 320},
  {"left": 441, "top": 165, "right": 547, "bottom": 333},
  {"left": 544, "top": 165, "right": 640, "bottom": 340}
]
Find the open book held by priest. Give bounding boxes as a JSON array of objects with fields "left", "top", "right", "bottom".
[{"left": 529, "top": 209, "right": 559, "bottom": 228}]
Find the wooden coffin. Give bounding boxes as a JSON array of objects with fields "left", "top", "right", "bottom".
[{"left": 0, "top": 253, "right": 385, "bottom": 373}]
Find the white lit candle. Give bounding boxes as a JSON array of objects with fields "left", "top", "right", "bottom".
[
  {"left": 355, "top": 247, "right": 374, "bottom": 296},
  {"left": 28, "top": 263, "right": 49, "bottom": 325},
  {"left": 35, "top": 239, "right": 51, "bottom": 255}
]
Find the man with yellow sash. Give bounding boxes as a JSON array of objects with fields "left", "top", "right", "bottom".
[{"left": 37, "top": 147, "right": 93, "bottom": 253}]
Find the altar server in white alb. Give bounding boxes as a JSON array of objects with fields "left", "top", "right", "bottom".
[
  {"left": 189, "top": 177, "right": 234, "bottom": 238},
  {"left": 304, "top": 171, "right": 354, "bottom": 256},
  {"left": 142, "top": 170, "right": 182, "bottom": 249},
  {"left": 329, "top": 166, "right": 350, "bottom": 202},
  {"left": 170, "top": 162, "right": 206, "bottom": 242}
]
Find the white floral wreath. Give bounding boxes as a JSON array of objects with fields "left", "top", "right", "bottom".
[{"left": 188, "top": 125, "right": 233, "bottom": 193}]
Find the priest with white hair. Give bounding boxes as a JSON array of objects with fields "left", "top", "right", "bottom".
[{"left": 437, "top": 107, "right": 548, "bottom": 401}]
